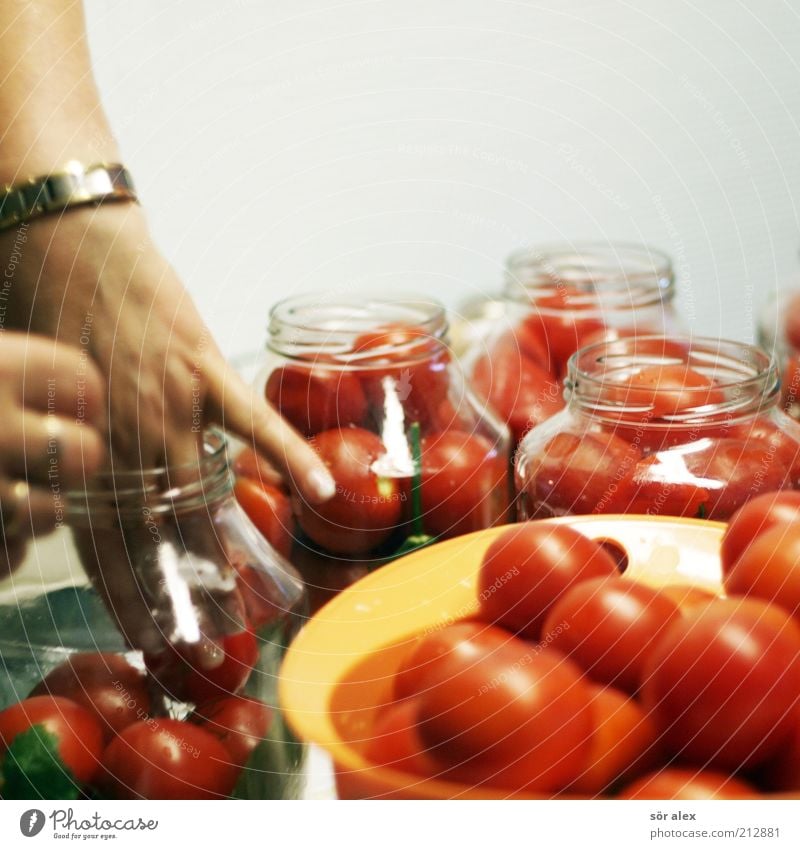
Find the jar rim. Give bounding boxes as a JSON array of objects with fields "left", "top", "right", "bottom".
[
  {"left": 504, "top": 241, "right": 674, "bottom": 310},
  {"left": 65, "top": 429, "right": 232, "bottom": 515},
  {"left": 566, "top": 335, "right": 779, "bottom": 422},
  {"left": 267, "top": 293, "right": 448, "bottom": 365}
]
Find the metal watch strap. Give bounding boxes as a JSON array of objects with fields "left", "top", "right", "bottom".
[{"left": 0, "top": 161, "right": 137, "bottom": 232}]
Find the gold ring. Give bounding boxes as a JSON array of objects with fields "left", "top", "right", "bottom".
[{"left": 1, "top": 481, "right": 29, "bottom": 539}]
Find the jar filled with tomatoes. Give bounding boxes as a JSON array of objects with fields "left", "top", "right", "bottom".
[
  {"left": 467, "top": 242, "right": 679, "bottom": 445},
  {"left": 0, "top": 432, "right": 306, "bottom": 800},
  {"left": 515, "top": 335, "right": 800, "bottom": 521},
  {"left": 261, "top": 294, "right": 512, "bottom": 582}
]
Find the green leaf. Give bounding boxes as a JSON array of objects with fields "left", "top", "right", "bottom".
[
  {"left": 696, "top": 503, "right": 707, "bottom": 519},
  {"left": 1, "top": 725, "right": 80, "bottom": 800}
]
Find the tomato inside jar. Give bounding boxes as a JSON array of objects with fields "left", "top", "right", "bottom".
[
  {"left": 263, "top": 295, "right": 512, "bottom": 570},
  {"left": 515, "top": 335, "right": 800, "bottom": 521},
  {"left": 466, "top": 243, "right": 679, "bottom": 446}
]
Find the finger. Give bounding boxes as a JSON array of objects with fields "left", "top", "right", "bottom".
[
  {"left": 15, "top": 334, "right": 107, "bottom": 430},
  {"left": 0, "top": 411, "right": 106, "bottom": 488},
  {"left": 106, "top": 378, "right": 168, "bottom": 473},
  {"left": 205, "top": 361, "right": 335, "bottom": 503},
  {"left": 71, "top": 525, "right": 165, "bottom": 656}
]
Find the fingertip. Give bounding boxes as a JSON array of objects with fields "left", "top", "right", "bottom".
[{"left": 304, "top": 467, "right": 337, "bottom": 503}]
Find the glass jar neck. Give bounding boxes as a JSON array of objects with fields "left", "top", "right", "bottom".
[
  {"left": 66, "top": 430, "right": 233, "bottom": 524},
  {"left": 268, "top": 294, "right": 448, "bottom": 368},
  {"left": 503, "top": 242, "right": 674, "bottom": 312},
  {"left": 565, "top": 336, "right": 779, "bottom": 425}
]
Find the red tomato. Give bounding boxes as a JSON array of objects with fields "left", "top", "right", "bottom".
[
  {"left": 295, "top": 428, "right": 403, "bottom": 555},
  {"left": 232, "top": 447, "right": 283, "bottom": 488},
  {"left": 353, "top": 324, "right": 445, "bottom": 363},
  {"left": 721, "top": 491, "right": 800, "bottom": 571},
  {"left": 0, "top": 695, "right": 103, "bottom": 784},
  {"left": 185, "top": 628, "right": 259, "bottom": 704},
  {"left": 519, "top": 431, "right": 640, "bottom": 518},
  {"left": 197, "top": 695, "right": 273, "bottom": 769},
  {"left": 361, "top": 361, "right": 451, "bottom": 432},
  {"left": 724, "top": 524, "right": 800, "bottom": 618},
  {"left": 234, "top": 477, "right": 294, "bottom": 559},
  {"left": 624, "top": 455, "right": 711, "bottom": 518},
  {"left": 364, "top": 699, "right": 438, "bottom": 778},
  {"left": 146, "top": 628, "right": 258, "bottom": 705},
  {"left": 519, "top": 294, "right": 606, "bottom": 378},
  {"left": 756, "top": 713, "right": 800, "bottom": 792},
  {"left": 730, "top": 419, "right": 800, "bottom": 489},
  {"left": 353, "top": 325, "right": 451, "bottom": 430},
  {"left": 30, "top": 653, "right": 149, "bottom": 743},
  {"left": 682, "top": 438, "right": 788, "bottom": 520},
  {"left": 617, "top": 768, "right": 758, "bottom": 800},
  {"left": 641, "top": 598, "right": 800, "bottom": 770},
  {"left": 472, "top": 332, "right": 563, "bottom": 444},
  {"left": 393, "top": 622, "right": 512, "bottom": 702},
  {"left": 567, "top": 685, "right": 660, "bottom": 796},
  {"left": 266, "top": 364, "right": 366, "bottom": 436},
  {"left": 478, "top": 523, "right": 618, "bottom": 640},
  {"left": 514, "top": 320, "right": 553, "bottom": 372},
  {"left": 543, "top": 578, "right": 681, "bottom": 693},
  {"left": 416, "top": 430, "right": 509, "bottom": 539},
  {"left": 102, "top": 719, "right": 238, "bottom": 799},
  {"left": 605, "top": 365, "right": 723, "bottom": 417},
  {"left": 416, "top": 642, "right": 594, "bottom": 792}
]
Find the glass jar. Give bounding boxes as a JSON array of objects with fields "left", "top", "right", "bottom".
[
  {"left": 467, "top": 242, "right": 679, "bottom": 445},
  {"left": 516, "top": 336, "right": 800, "bottom": 522},
  {"left": 0, "top": 432, "right": 306, "bottom": 800},
  {"left": 261, "top": 294, "right": 512, "bottom": 576}
]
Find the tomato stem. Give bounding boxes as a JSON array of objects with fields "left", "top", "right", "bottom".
[
  {"left": 389, "top": 422, "right": 435, "bottom": 558},
  {"left": 409, "top": 420, "right": 424, "bottom": 537}
]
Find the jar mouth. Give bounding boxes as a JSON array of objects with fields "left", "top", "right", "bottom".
[
  {"left": 504, "top": 242, "right": 674, "bottom": 311},
  {"left": 566, "top": 335, "right": 779, "bottom": 423},
  {"left": 268, "top": 293, "right": 448, "bottom": 367},
  {"left": 66, "top": 430, "right": 232, "bottom": 517}
]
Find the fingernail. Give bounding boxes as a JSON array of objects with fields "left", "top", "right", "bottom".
[{"left": 307, "top": 468, "right": 336, "bottom": 502}]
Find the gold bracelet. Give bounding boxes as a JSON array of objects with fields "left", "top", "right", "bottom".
[{"left": 0, "top": 161, "right": 138, "bottom": 233}]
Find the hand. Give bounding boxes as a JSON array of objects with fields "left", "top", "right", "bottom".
[
  {"left": 0, "top": 331, "right": 106, "bottom": 577},
  {"left": 2, "top": 204, "right": 335, "bottom": 500}
]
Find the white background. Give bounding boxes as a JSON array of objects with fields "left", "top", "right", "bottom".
[{"left": 83, "top": 0, "right": 800, "bottom": 359}]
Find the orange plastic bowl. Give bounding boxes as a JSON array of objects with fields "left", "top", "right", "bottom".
[{"left": 279, "top": 516, "right": 726, "bottom": 799}]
